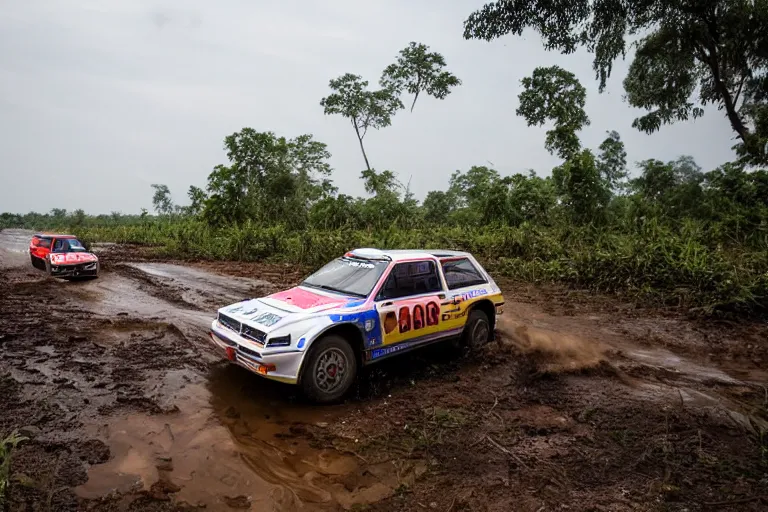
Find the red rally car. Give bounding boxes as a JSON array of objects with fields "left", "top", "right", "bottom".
[{"left": 29, "top": 234, "right": 100, "bottom": 279}]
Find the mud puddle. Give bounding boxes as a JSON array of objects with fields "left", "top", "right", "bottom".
[
  {"left": 86, "top": 272, "right": 213, "bottom": 333},
  {"left": 126, "top": 262, "right": 275, "bottom": 311},
  {"left": 77, "top": 365, "right": 397, "bottom": 510}
]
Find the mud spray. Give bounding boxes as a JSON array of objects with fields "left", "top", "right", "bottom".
[{"left": 495, "top": 316, "right": 612, "bottom": 375}]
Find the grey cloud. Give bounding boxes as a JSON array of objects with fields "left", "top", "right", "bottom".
[{"left": 1, "top": 0, "right": 738, "bottom": 214}]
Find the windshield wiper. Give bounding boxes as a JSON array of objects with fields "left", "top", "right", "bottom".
[{"left": 303, "top": 282, "right": 366, "bottom": 299}]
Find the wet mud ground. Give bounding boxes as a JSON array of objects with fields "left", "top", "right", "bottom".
[{"left": 0, "top": 228, "right": 767, "bottom": 511}]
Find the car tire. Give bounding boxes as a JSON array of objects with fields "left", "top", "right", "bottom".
[
  {"left": 462, "top": 309, "right": 491, "bottom": 350},
  {"left": 44, "top": 258, "right": 52, "bottom": 276},
  {"left": 30, "top": 254, "right": 38, "bottom": 269},
  {"left": 301, "top": 334, "right": 357, "bottom": 404}
]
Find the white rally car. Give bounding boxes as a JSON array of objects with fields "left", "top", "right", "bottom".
[{"left": 209, "top": 248, "right": 505, "bottom": 403}]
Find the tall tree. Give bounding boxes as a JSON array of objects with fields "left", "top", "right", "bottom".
[
  {"left": 596, "top": 130, "right": 628, "bottom": 192},
  {"left": 517, "top": 66, "right": 590, "bottom": 159},
  {"left": 422, "top": 190, "right": 458, "bottom": 224},
  {"left": 552, "top": 150, "right": 610, "bottom": 225},
  {"left": 150, "top": 184, "right": 174, "bottom": 216},
  {"left": 380, "top": 42, "right": 462, "bottom": 112},
  {"left": 187, "top": 186, "right": 207, "bottom": 216},
  {"left": 463, "top": 0, "right": 768, "bottom": 164},
  {"left": 50, "top": 208, "right": 67, "bottom": 220},
  {"left": 630, "top": 156, "right": 705, "bottom": 218},
  {"left": 202, "top": 129, "right": 334, "bottom": 227},
  {"left": 506, "top": 171, "right": 557, "bottom": 226},
  {"left": 360, "top": 169, "right": 400, "bottom": 197},
  {"left": 320, "top": 74, "right": 403, "bottom": 171}
]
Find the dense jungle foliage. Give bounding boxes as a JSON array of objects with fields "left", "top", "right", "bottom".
[{"left": 4, "top": 2, "right": 768, "bottom": 317}]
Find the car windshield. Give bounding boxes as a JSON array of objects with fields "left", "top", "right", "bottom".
[
  {"left": 301, "top": 257, "right": 388, "bottom": 298},
  {"left": 54, "top": 239, "right": 86, "bottom": 252}
]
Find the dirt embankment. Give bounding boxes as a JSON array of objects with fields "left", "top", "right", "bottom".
[{"left": 1, "top": 232, "right": 767, "bottom": 511}]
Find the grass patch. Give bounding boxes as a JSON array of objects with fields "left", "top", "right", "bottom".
[{"left": 0, "top": 430, "right": 28, "bottom": 507}]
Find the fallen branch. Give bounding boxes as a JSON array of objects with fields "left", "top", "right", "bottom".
[{"left": 485, "top": 435, "right": 532, "bottom": 471}]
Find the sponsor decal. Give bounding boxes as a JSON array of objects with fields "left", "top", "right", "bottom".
[
  {"left": 452, "top": 289, "right": 488, "bottom": 302},
  {"left": 329, "top": 309, "right": 382, "bottom": 347},
  {"left": 252, "top": 312, "right": 282, "bottom": 327},
  {"left": 370, "top": 328, "right": 462, "bottom": 359},
  {"left": 371, "top": 343, "right": 410, "bottom": 359},
  {"left": 382, "top": 299, "right": 440, "bottom": 336},
  {"left": 343, "top": 259, "right": 374, "bottom": 269},
  {"left": 453, "top": 310, "right": 468, "bottom": 320}
]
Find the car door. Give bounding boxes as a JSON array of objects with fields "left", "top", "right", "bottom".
[
  {"left": 35, "top": 237, "right": 52, "bottom": 259},
  {"left": 374, "top": 259, "right": 450, "bottom": 350}
]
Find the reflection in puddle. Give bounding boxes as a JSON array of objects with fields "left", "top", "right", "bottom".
[{"left": 77, "top": 364, "right": 397, "bottom": 510}]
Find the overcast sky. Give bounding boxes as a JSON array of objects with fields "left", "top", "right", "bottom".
[{"left": 1, "top": 0, "right": 738, "bottom": 215}]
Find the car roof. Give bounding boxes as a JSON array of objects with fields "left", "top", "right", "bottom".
[
  {"left": 346, "top": 248, "right": 471, "bottom": 262},
  {"left": 33, "top": 233, "right": 77, "bottom": 239}
]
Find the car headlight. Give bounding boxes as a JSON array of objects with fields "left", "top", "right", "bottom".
[{"left": 266, "top": 334, "right": 291, "bottom": 347}]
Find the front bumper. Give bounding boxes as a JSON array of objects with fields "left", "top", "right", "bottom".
[
  {"left": 50, "top": 262, "right": 98, "bottom": 277},
  {"left": 208, "top": 323, "right": 303, "bottom": 384}
]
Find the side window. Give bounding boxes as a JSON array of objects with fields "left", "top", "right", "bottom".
[
  {"left": 53, "top": 239, "right": 66, "bottom": 252},
  {"left": 378, "top": 261, "right": 442, "bottom": 300},
  {"left": 441, "top": 258, "right": 487, "bottom": 290},
  {"left": 38, "top": 238, "right": 52, "bottom": 249}
]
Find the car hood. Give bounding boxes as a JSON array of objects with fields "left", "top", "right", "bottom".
[
  {"left": 50, "top": 252, "right": 98, "bottom": 265},
  {"left": 218, "top": 286, "right": 364, "bottom": 333}
]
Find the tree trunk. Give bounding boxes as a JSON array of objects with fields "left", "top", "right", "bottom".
[
  {"left": 712, "top": 68, "right": 749, "bottom": 142},
  {"left": 352, "top": 120, "right": 371, "bottom": 170},
  {"left": 701, "top": 24, "right": 749, "bottom": 142},
  {"left": 410, "top": 90, "right": 420, "bottom": 113}
]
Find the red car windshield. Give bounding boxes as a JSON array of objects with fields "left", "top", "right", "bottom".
[{"left": 52, "top": 239, "right": 86, "bottom": 253}]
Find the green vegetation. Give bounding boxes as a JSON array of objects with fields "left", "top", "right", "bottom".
[
  {"left": 2, "top": 36, "right": 767, "bottom": 318},
  {"left": 0, "top": 430, "right": 28, "bottom": 507},
  {"left": 464, "top": 0, "right": 768, "bottom": 165}
]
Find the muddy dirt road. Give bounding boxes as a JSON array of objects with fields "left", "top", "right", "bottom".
[{"left": 1, "top": 228, "right": 766, "bottom": 511}]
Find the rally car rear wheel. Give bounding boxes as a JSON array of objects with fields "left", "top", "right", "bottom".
[
  {"left": 301, "top": 335, "right": 357, "bottom": 404},
  {"left": 463, "top": 309, "right": 491, "bottom": 350}
]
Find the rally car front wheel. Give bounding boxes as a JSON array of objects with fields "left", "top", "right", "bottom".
[{"left": 301, "top": 335, "right": 357, "bottom": 404}]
